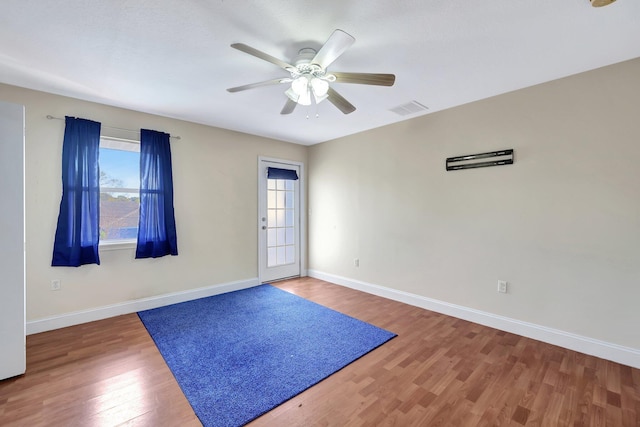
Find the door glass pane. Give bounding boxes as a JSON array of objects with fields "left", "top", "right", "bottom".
[
  {"left": 285, "top": 191, "right": 293, "bottom": 209},
  {"left": 286, "top": 246, "right": 294, "bottom": 264},
  {"left": 265, "top": 176, "right": 297, "bottom": 268},
  {"left": 268, "top": 190, "right": 276, "bottom": 209},
  {"left": 276, "top": 191, "right": 285, "bottom": 209},
  {"left": 267, "top": 229, "right": 277, "bottom": 247},
  {"left": 267, "top": 247, "right": 277, "bottom": 267},
  {"left": 277, "top": 246, "right": 286, "bottom": 264}
]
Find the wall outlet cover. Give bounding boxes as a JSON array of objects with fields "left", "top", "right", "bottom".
[{"left": 497, "top": 280, "right": 508, "bottom": 293}]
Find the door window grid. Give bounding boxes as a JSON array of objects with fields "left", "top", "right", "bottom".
[{"left": 267, "top": 178, "right": 295, "bottom": 267}]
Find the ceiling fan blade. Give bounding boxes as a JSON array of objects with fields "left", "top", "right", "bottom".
[
  {"left": 311, "top": 29, "right": 355, "bottom": 69},
  {"left": 281, "top": 99, "right": 298, "bottom": 115},
  {"left": 227, "top": 78, "right": 291, "bottom": 93},
  {"left": 231, "top": 43, "right": 295, "bottom": 70},
  {"left": 327, "top": 87, "right": 356, "bottom": 114},
  {"left": 331, "top": 72, "right": 396, "bottom": 86}
]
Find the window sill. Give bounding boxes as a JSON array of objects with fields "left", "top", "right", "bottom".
[{"left": 99, "top": 240, "right": 136, "bottom": 251}]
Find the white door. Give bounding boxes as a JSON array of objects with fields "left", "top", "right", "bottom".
[
  {"left": 258, "top": 159, "right": 302, "bottom": 283},
  {"left": 0, "top": 100, "right": 26, "bottom": 380}
]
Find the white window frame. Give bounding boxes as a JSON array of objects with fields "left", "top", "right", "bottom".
[{"left": 98, "top": 136, "right": 140, "bottom": 251}]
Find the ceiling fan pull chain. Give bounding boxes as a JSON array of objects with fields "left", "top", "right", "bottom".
[{"left": 306, "top": 86, "right": 314, "bottom": 119}]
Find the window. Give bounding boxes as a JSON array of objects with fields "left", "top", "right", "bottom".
[{"left": 99, "top": 137, "right": 140, "bottom": 244}]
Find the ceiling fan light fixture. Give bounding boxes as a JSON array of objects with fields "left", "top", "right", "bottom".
[
  {"left": 287, "top": 75, "right": 329, "bottom": 106},
  {"left": 285, "top": 87, "right": 312, "bottom": 106},
  {"left": 310, "top": 77, "right": 329, "bottom": 97},
  {"left": 285, "top": 87, "right": 299, "bottom": 103},
  {"left": 291, "top": 76, "right": 309, "bottom": 96},
  {"left": 313, "top": 93, "right": 329, "bottom": 104}
]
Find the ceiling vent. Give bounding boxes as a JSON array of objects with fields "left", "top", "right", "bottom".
[{"left": 389, "top": 101, "right": 429, "bottom": 116}]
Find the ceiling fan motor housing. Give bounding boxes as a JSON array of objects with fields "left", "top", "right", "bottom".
[
  {"left": 289, "top": 48, "right": 333, "bottom": 84},
  {"left": 294, "top": 48, "right": 317, "bottom": 66}
]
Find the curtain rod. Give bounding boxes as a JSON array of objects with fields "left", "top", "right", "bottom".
[{"left": 46, "top": 115, "right": 181, "bottom": 140}]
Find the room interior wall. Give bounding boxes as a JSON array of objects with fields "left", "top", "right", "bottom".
[
  {"left": 308, "top": 58, "right": 640, "bottom": 353},
  {"left": 2, "top": 56, "right": 638, "bottom": 364},
  {"left": 0, "top": 83, "right": 307, "bottom": 324}
]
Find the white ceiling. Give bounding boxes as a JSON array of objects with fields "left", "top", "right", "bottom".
[{"left": 1, "top": 0, "right": 639, "bottom": 145}]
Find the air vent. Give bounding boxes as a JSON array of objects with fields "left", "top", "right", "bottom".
[{"left": 389, "top": 101, "right": 429, "bottom": 116}]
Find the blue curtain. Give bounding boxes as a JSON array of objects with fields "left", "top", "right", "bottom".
[
  {"left": 52, "top": 117, "right": 101, "bottom": 267},
  {"left": 136, "top": 129, "right": 178, "bottom": 258},
  {"left": 267, "top": 167, "right": 299, "bottom": 180}
]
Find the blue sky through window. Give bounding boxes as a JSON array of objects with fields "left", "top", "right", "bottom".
[{"left": 100, "top": 147, "right": 140, "bottom": 189}]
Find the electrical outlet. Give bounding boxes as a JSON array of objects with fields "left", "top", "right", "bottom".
[
  {"left": 354, "top": 258, "right": 359, "bottom": 267},
  {"left": 497, "top": 280, "right": 508, "bottom": 293},
  {"left": 51, "top": 279, "right": 61, "bottom": 291}
]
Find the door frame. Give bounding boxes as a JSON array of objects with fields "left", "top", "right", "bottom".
[
  {"left": 0, "top": 100, "right": 26, "bottom": 380},
  {"left": 257, "top": 156, "right": 306, "bottom": 283}
]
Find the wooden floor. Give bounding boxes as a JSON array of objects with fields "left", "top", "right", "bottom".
[{"left": 1, "top": 277, "right": 638, "bottom": 426}]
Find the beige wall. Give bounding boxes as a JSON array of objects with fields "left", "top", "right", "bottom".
[
  {"left": 2, "top": 57, "right": 638, "bottom": 353},
  {"left": 0, "top": 84, "right": 307, "bottom": 321},
  {"left": 308, "top": 58, "right": 640, "bottom": 350}
]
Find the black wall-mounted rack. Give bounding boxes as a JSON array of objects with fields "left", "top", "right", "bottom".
[{"left": 446, "top": 149, "right": 514, "bottom": 171}]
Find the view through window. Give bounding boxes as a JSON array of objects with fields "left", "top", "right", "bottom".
[{"left": 99, "top": 137, "right": 140, "bottom": 242}]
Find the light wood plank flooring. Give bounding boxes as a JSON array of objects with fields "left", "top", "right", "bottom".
[{"left": 1, "top": 277, "right": 638, "bottom": 426}]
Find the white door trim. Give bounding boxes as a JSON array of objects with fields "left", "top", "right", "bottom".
[
  {"left": 0, "top": 100, "right": 26, "bottom": 380},
  {"left": 258, "top": 157, "right": 306, "bottom": 283}
]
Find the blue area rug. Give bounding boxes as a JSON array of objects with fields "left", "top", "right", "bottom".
[{"left": 138, "top": 284, "right": 396, "bottom": 427}]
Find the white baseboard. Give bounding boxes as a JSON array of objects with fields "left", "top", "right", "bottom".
[
  {"left": 308, "top": 270, "right": 640, "bottom": 369},
  {"left": 26, "top": 277, "right": 260, "bottom": 335}
]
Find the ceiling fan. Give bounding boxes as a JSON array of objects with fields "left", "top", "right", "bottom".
[{"left": 226, "top": 29, "right": 396, "bottom": 115}]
